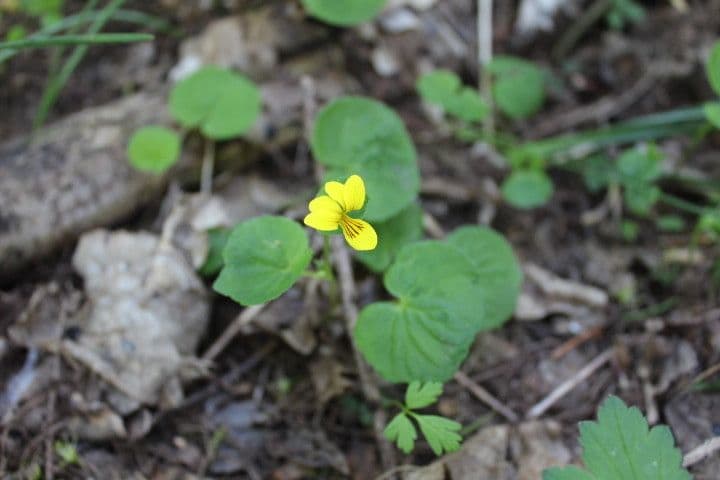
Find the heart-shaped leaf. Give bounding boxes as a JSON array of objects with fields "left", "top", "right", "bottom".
[{"left": 213, "top": 216, "right": 312, "bottom": 305}]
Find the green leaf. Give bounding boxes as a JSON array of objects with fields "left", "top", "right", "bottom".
[
  {"left": 487, "top": 56, "right": 545, "bottom": 120},
  {"left": 616, "top": 146, "right": 663, "bottom": 185},
  {"left": 405, "top": 381, "right": 443, "bottom": 410},
  {"left": 311, "top": 97, "right": 420, "bottom": 221},
  {"left": 413, "top": 414, "right": 462, "bottom": 456},
  {"left": 355, "top": 241, "right": 485, "bottom": 382},
  {"left": 417, "top": 70, "right": 488, "bottom": 122},
  {"left": 624, "top": 184, "right": 660, "bottom": 215},
  {"left": 621, "top": 220, "right": 639, "bottom": 242},
  {"left": 502, "top": 170, "right": 554, "bottom": 209},
  {"left": 543, "top": 466, "right": 596, "bottom": 480},
  {"left": 199, "top": 227, "right": 232, "bottom": 277},
  {"left": 384, "top": 412, "right": 417, "bottom": 454},
  {"left": 169, "top": 66, "right": 261, "bottom": 140},
  {"left": 213, "top": 216, "right": 312, "bottom": 305},
  {"left": 446, "top": 226, "right": 523, "bottom": 328},
  {"left": 54, "top": 440, "right": 79, "bottom": 465},
  {"left": 301, "top": 0, "right": 386, "bottom": 26},
  {"left": 6, "top": 25, "right": 27, "bottom": 42},
  {"left": 703, "top": 102, "right": 720, "bottom": 128},
  {"left": 543, "top": 395, "right": 692, "bottom": 480},
  {"left": 127, "top": 126, "right": 181, "bottom": 173},
  {"left": 355, "top": 228, "right": 522, "bottom": 383},
  {"left": 356, "top": 203, "right": 423, "bottom": 272},
  {"left": 581, "top": 155, "right": 617, "bottom": 193},
  {"left": 656, "top": 215, "right": 685, "bottom": 233},
  {"left": 707, "top": 41, "right": 720, "bottom": 97}
]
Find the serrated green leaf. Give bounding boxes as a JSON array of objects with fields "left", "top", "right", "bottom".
[
  {"left": 502, "top": 170, "right": 554, "bottom": 209},
  {"left": 707, "top": 41, "right": 720, "bottom": 97},
  {"left": 301, "top": 0, "right": 386, "bottom": 26},
  {"left": 356, "top": 203, "right": 423, "bottom": 272},
  {"left": 446, "top": 226, "right": 523, "bottom": 328},
  {"left": 417, "top": 70, "right": 488, "bottom": 122},
  {"left": 704, "top": 102, "right": 720, "bottom": 129},
  {"left": 213, "top": 216, "right": 312, "bottom": 305},
  {"left": 488, "top": 56, "right": 545, "bottom": 120},
  {"left": 405, "top": 381, "right": 443, "bottom": 410},
  {"left": 311, "top": 97, "right": 420, "bottom": 221},
  {"left": 543, "top": 466, "right": 596, "bottom": 480},
  {"left": 169, "top": 66, "right": 261, "bottom": 140},
  {"left": 384, "top": 413, "right": 417, "bottom": 454},
  {"left": 544, "top": 395, "right": 691, "bottom": 480},
  {"left": 413, "top": 414, "right": 462, "bottom": 456},
  {"left": 127, "top": 126, "right": 181, "bottom": 173}
]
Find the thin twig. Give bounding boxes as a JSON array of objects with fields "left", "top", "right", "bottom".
[
  {"left": 201, "top": 304, "right": 267, "bottom": 362},
  {"left": 477, "top": 0, "right": 494, "bottom": 134},
  {"left": 527, "top": 348, "right": 614, "bottom": 419},
  {"left": 550, "top": 326, "right": 604, "bottom": 360},
  {"left": 683, "top": 437, "right": 720, "bottom": 468},
  {"left": 200, "top": 139, "right": 216, "bottom": 196},
  {"left": 333, "top": 237, "right": 396, "bottom": 470},
  {"left": 454, "top": 371, "right": 519, "bottom": 423}
]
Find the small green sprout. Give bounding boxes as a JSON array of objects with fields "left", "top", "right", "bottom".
[
  {"left": 385, "top": 382, "right": 462, "bottom": 456},
  {"left": 606, "top": 0, "right": 645, "bottom": 30},
  {"left": 417, "top": 70, "right": 489, "bottom": 123},
  {"left": 300, "top": 0, "right": 386, "bottom": 27},
  {"left": 704, "top": 41, "right": 720, "bottom": 128},
  {"left": 54, "top": 439, "right": 80, "bottom": 465},
  {"left": 486, "top": 56, "right": 546, "bottom": 120},
  {"left": 127, "top": 126, "right": 181, "bottom": 173}
]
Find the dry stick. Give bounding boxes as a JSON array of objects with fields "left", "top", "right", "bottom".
[
  {"left": 454, "top": 371, "right": 519, "bottom": 423},
  {"left": 201, "top": 304, "right": 267, "bottom": 362},
  {"left": 527, "top": 348, "right": 614, "bottom": 419},
  {"left": 477, "top": 0, "right": 494, "bottom": 134},
  {"left": 333, "top": 237, "right": 396, "bottom": 470},
  {"left": 683, "top": 437, "right": 720, "bottom": 468}
]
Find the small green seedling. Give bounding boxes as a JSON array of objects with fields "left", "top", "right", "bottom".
[
  {"left": 501, "top": 168, "right": 554, "bottom": 209},
  {"left": 301, "top": 0, "right": 386, "bottom": 26},
  {"left": 54, "top": 439, "right": 80, "bottom": 466},
  {"left": 385, "top": 382, "right": 462, "bottom": 455},
  {"left": 417, "top": 70, "right": 489, "bottom": 123},
  {"left": 703, "top": 41, "right": 720, "bottom": 128},
  {"left": 486, "top": 56, "right": 546, "bottom": 120},
  {"left": 127, "top": 126, "right": 181, "bottom": 173},
  {"left": 543, "top": 395, "right": 691, "bottom": 480},
  {"left": 606, "top": 0, "right": 645, "bottom": 30},
  {"left": 127, "top": 65, "right": 261, "bottom": 175}
]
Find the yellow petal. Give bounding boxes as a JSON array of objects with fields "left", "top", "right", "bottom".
[
  {"left": 343, "top": 175, "right": 366, "bottom": 212},
  {"left": 340, "top": 216, "right": 377, "bottom": 251},
  {"left": 309, "top": 195, "right": 342, "bottom": 215},
  {"left": 324, "top": 181, "right": 346, "bottom": 210},
  {"left": 304, "top": 212, "right": 340, "bottom": 231}
]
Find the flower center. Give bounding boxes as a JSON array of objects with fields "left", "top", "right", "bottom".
[{"left": 340, "top": 215, "right": 365, "bottom": 239}]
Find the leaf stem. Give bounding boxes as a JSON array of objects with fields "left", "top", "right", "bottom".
[{"left": 201, "top": 138, "right": 216, "bottom": 195}]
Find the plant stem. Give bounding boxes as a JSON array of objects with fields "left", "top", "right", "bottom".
[
  {"left": 322, "top": 235, "right": 339, "bottom": 302},
  {"left": 477, "top": 0, "right": 494, "bottom": 135},
  {"left": 201, "top": 139, "right": 216, "bottom": 195},
  {"left": 659, "top": 192, "right": 710, "bottom": 216},
  {"left": 33, "top": 0, "right": 127, "bottom": 131},
  {"left": 552, "top": 0, "right": 612, "bottom": 60},
  {"left": 0, "top": 33, "right": 153, "bottom": 50}
]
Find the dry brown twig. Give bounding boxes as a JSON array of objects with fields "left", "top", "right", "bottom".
[
  {"left": 454, "top": 371, "right": 519, "bottom": 423},
  {"left": 201, "top": 304, "right": 267, "bottom": 362},
  {"left": 332, "top": 236, "right": 396, "bottom": 470},
  {"left": 527, "top": 348, "right": 615, "bottom": 419}
]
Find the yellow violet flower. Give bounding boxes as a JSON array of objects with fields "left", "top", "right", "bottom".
[{"left": 304, "top": 175, "right": 378, "bottom": 251}]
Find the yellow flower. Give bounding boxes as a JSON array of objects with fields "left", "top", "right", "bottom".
[{"left": 304, "top": 175, "right": 378, "bottom": 251}]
